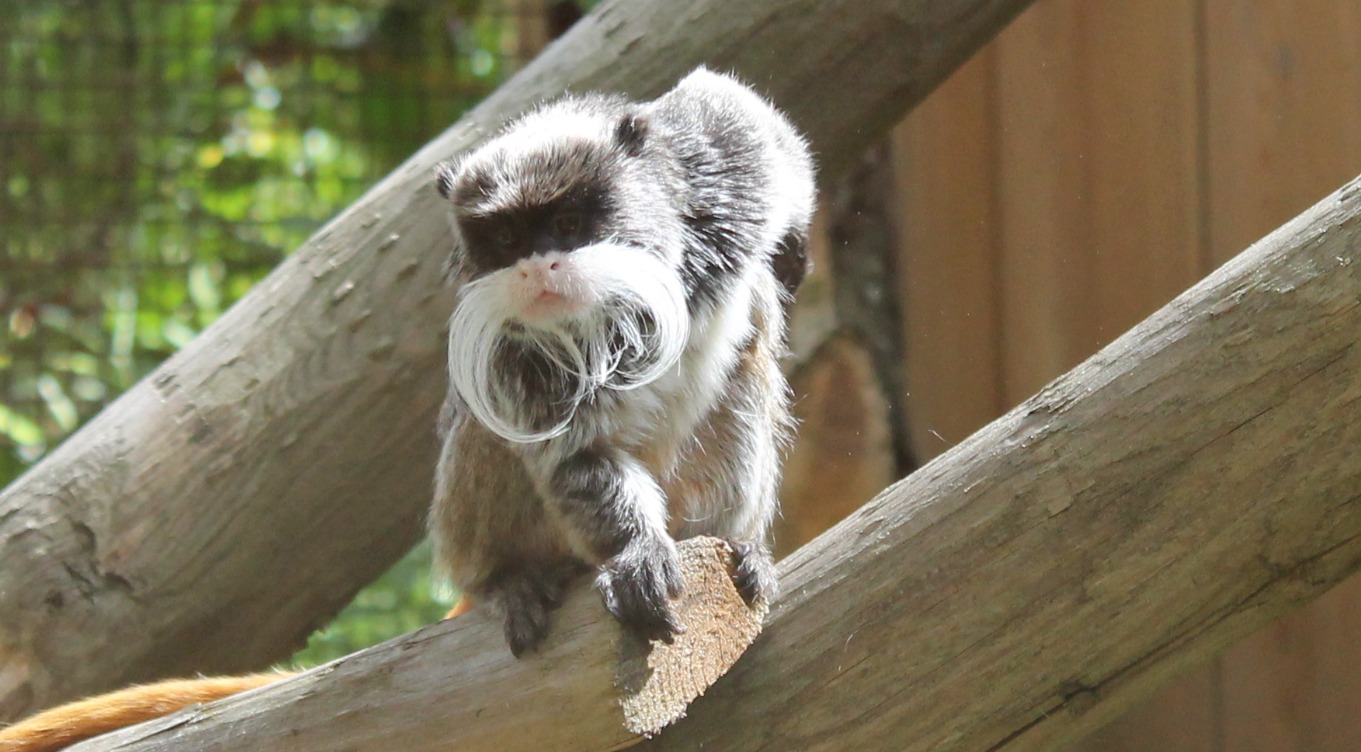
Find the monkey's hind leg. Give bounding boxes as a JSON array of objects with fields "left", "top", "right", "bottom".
[
  {"left": 431, "top": 414, "right": 587, "bottom": 656},
  {"left": 471, "top": 559, "right": 590, "bottom": 657},
  {"left": 668, "top": 313, "right": 790, "bottom": 608},
  {"left": 729, "top": 539, "right": 778, "bottom": 606}
]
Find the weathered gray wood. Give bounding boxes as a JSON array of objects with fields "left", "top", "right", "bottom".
[
  {"left": 62, "top": 538, "right": 762, "bottom": 752},
  {"left": 0, "top": 0, "right": 1038, "bottom": 721},
  {"left": 634, "top": 177, "right": 1361, "bottom": 751},
  {"left": 54, "top": 174, "right": 1361, "bottom": 752}
]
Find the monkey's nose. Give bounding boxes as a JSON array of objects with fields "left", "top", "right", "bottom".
[{"left": 516, "top": 253, "right": 566, "bottom": 289}]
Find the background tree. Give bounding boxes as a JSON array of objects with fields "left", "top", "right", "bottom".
[{"left": 0, "top": 0, "right": 517, "bottom": 667}]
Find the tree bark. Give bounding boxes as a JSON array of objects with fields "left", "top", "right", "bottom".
[
  {"left": 635, "top": 178, "right": 1361, "bottom": 752},
  {"left": 63, "top": 538, "right": 762, "bottom": 752},
  {"left": 0, "top": 0, "right": 1040, "bottom": 721},
  {"left": 63, "top": 172, "right": 1361, "bottom": 751}
]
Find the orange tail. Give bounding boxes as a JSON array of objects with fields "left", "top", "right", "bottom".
[
  {"left": 444, "top": 594, "right": 475, "bottom": 620},
  {"left": 0, "top": 601, "right": 477, "bottom": 751},
  {"left": 0, "top": 673, "right": 289, "bottom": 752}
]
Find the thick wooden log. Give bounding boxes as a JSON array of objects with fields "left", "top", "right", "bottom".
[
  {"left": 630, "top": 177, "right": 1361, "bottom": 751},
  {"left": 61, "top": 538, "right": 762, "bottom": 752},
  {"left": 0, "top": 0, "right": 1039, "bottom": 720},
  {"left": 55, "top": 174, "right": 1361, "bottom": 751}
]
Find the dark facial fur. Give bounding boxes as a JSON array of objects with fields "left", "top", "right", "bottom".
[{"left": 431, "top": 67, "right": 815, "bottom": 655}]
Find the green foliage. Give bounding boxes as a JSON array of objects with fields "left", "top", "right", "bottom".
[
  {"left": 0, "top": 0, "right": 519, "bottom": 669},
  {"left": 1, "top": 0, "right": 507, "bottom": 478},
  {"left": 287, "top": 540, "right": 456, "bottom": 667}
]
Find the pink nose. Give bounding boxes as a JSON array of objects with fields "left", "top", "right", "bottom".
[{"left": 516, "top": 254, "right": 564, "bottom": 287}]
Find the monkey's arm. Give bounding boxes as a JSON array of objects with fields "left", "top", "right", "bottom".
[{"left": 529, "top": 445, "right": 685, "bottom": 644}]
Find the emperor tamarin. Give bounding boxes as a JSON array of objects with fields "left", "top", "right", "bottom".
[{"left": 430, "top": 67, "right": 815, "bottom": 656}]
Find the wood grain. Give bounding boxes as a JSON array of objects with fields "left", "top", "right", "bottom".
[
  {"left": 0, "top": 0, "right": 1042, "bottom": 721},
  {"left": 983, "top": 3, "right": 1212, "bottom": 749},
  {"left": 1203, "top": 4, "right": 1361, "bottom": 750},
  {"left": 64, "top": 538, "right": 763, "bottom": 752},
  {"left": 889, "top": 48, "right": 1005, "bottom": 463},
  {"left": 631, "top": 176, "right": 1361, "bottom": 751}
]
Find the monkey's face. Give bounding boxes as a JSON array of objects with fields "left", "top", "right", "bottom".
[{"left": 436, "top": 112, "right": 690, "bottom": 443}]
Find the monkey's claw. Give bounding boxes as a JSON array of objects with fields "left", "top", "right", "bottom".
[
  {"left": 730, "top": 540, "right": 778, "bottom": 605},
  {"left": 596, "top": 542, "right": 685, "bottom": 644},
  {"left": 487, "top": 565, "right": 580, "bottom": 657}
]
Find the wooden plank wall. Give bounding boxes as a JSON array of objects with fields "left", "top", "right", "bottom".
[{"left": 888, "top": 1, "right": 1361, "bottom": 750}]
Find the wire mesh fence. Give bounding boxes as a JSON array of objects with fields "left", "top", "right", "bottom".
[{"left": 0, "top": 0, "right": 536, "bottom": 487}]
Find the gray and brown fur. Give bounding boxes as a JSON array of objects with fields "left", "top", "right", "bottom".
[{"left": 430, "top": 68, "right": 815, "bottom": 656}]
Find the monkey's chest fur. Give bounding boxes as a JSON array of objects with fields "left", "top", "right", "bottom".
[{"left": 433, "top": 271, "right": 781, "bottom": 588}]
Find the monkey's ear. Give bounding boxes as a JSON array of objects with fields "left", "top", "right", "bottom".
[
  {"left": 434, "top": 160, "right": 458, "bottom": 200},
  {"left": 772, "top": 228, "right": 811, "bottom": 298},
  {"left": 614, "top": 112, "right": 649, "bottom": 157},
  {"left": 442, "top": 234, "right": 469, "bottom": 286}
]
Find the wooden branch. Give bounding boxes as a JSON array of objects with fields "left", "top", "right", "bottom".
[
  {"left": 62, "top": 175, "right": 1361, "bottom": 751},
  {"left": 0, "top": 0, "right": 1038, "bottom": 720},
  {"left": 66, "top": 538, "right": 764, "bottom": 752},
  {"left": 631, "top": 177, "right": 1361, "bottom": 751}
]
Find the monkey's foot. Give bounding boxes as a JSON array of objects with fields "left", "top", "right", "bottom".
[
  {"left": 729, "top": 540, "right": 778, "bottom": 605},
  {"left": 484, "top": 564, "right": 583, "bottom": 657},
  {"left": 597, "top": 539, "right": 685, "bottom": 644}
]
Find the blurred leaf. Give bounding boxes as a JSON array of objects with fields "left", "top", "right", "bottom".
[
  {"left": 35, "top": 374, "right": 78, "bottom": 431},
  {"left": 0, "top": 405, "right": 44, "bottom": 447},
  {"left": 188, "top": 261, "right": 224, "bottom": 314},
  {"left": 2, "top": 0, "right": 504, "bottom": 672}
]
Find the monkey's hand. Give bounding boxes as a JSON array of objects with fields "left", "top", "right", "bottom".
[{"left": 596, "top": 536, "right": 685, "bottom": 644}]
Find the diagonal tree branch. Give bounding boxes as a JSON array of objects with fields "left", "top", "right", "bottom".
[
  {"left": 635, "top": 176, "right": 1361, "bottom": 751},
  {"left": 0, "top": 0, "right": 1040, "bottom": 721},
  {"left": 63, "top": 171, "right": 1361, "bottom": 752},
  {"left": 65, "top": 537, "right": 765, "bottom": 752}
]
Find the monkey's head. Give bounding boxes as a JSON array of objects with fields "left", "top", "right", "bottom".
[{"left": 435, "top": 97, "right": 690, "bottom": 444}]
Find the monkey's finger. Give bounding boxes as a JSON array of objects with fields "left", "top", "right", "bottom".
[{"left": 596, "top": 567, "right": 685, "bottom": 644}]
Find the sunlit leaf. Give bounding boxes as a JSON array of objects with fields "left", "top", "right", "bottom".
[
  {"left": 188, "top": 261, "right": 223, "bottom": 313},
  {"left": 35, "top": 374, "right": 78, "bottom": 431},
  {"left": 0, "top": 405, "right": 44, "bottom": 447},
  {"left": 162, "top": 318, "right": 199, "bottom": 349}
]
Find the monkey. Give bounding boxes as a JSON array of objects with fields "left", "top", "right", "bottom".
[
  {"left": 0, "top": 66, "right": 814, "bottom": 749},
  {"left": 428, "top": 66, "right": 815, "bottom": 655}
]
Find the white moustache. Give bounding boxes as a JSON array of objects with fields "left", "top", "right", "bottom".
[{"left": 447, "top": 243, "right": 690, "bottom": 443}]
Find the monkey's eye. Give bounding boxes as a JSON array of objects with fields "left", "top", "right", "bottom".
[
  {"left": 492, "top": 227, "right": 516, "bottom": 249},
  {"left": 553, "top": 211, "right": 583, "bottom": 237}
]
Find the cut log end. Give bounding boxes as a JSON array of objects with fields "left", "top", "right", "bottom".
[{"left": 616, "top": 537, "right": 769, "bottom": 738}]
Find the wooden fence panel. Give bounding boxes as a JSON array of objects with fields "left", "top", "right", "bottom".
[
  {"left": 985, "top": 3, "right": 1211, "bottom": 750},
  {"left": 1204, "top": 2, "right": 1361, "bottom": 751},
  {"left": 1204, "top": 0, "right": 1361, "bottom": 264},
  {"left": 991, "top": 0, "right": 1203, "bottom": 404},
  {"left": 890, "top": 49, "right": 1004, "bottom": 463},
  {"left": 885, "top": 0, "right": 1361, "bottom": 749}
]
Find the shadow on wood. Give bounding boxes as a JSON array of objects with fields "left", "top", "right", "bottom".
[
  {"left": 65, "top": 538, "right": 761, "bottom": 752},
  {"left": 0, "top": 0, "right": 1040, "bottom": 720},
  {"left": 637, "top": 176, "right": 1361, "bottom": 751}
]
